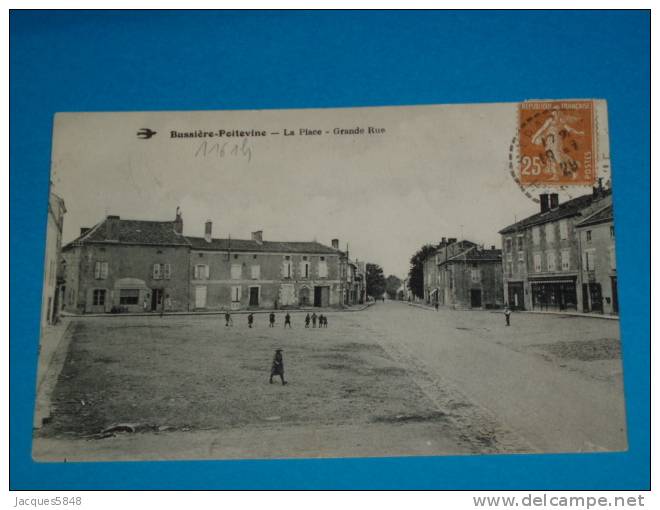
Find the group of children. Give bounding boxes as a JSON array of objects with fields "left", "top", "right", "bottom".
[{"left": 223, "top": 311, "right": 328, "bottom": 329}]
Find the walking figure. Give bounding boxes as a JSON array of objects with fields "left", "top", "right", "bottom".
[
  {"left": 323, "top": 315, "right": 328, "bottom": 328},
  {"left": 269, "top": 312, "right": 276, "bottom": 328},
  {"left": 504, "top": 306, "right": 511, "bottom": 327},
  {"left": 305, "top": 313, "right": 311, "bottom": 328},
  {"left": 248, "top": 313, "right": 254, "bottom": 328},
  {"left": 284, "top": 312, "right": 292, "bottom": 328},
  {"left": 269, "top": 349, "right": 287, "bottom": 385},
  {"left": 311, "top": 312, "right": 317, "bottom": 328},
  {"left": 225, "top": 312, "right": 233, "bottom": 327}
]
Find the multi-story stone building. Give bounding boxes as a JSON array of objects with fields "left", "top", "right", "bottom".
[
  {"left": 499, "top": 187, "right": 612, "bottom": 312},
  {"left": 62, "top": 210, "right": 353, "bottom": 313},
  {"left": 61, "top": 209, "right": 191, "bottom": 313},
  {"left": 575, "top": 202, "right": 618, "bottom": 315},
  {"left": 423, "top": 238, "right": 503, "bottom": 309},
  {"left": 187, "top": 221, "right": 344, "bottom": 310},
  {"left": 423, "top": 238, "right": 454, "bottom": 305},
  {"left": 41, "top": 191, "right": 66, "bottom": 326}
]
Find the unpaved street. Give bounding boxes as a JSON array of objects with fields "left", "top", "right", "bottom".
[{"left": 33, "top": 302, "right": 626, "bottom": 461}]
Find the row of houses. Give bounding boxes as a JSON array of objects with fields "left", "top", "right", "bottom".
[
  {"left": 421, "top": 183, "right": 617, "bottom": 315},
  {"left": 56, "top": 207, "right": 366, "bottom": 314}
]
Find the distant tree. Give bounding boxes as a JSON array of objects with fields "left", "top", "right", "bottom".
[
  {"left": 366, "top": 263, "right": 386, "bottom": 300},
  {"left": 408, "top": 244, "right": 438, "bottom": 299},
  {"left": 385, "top": 275, "right": 402, "bottom": 300}
]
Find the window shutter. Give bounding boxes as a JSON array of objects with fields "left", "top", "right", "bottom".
[
  {"left": 101, "top": 262, "right": 108, "bottom": 279},
  {"left": 94, "top": 261, "right": 101, "bottom": 279},
  {"left": 205, "top": 265, "right": 210, "bottom": 279},
  {"left": 153, "top": 263, "right": 161, "bottom": 279},
  {"left": 164, "top": 263, "right": 171, "bottom": 280}
]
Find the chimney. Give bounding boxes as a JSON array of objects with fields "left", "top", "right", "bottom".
[
  {"left": 549, "top": 193, "right": 559, "bottom": 209},
  {"left": 174, "top": 206, "right": 183, "bottom": 234},
  {"left": 592, "top": 177, "right": 604, "bottom": 198},
  {"left": 448, "top": 237, "right": 457, "bottom": 244},
  {"left": 80, "top": 227, "right": 90, "bottom": 237},
  {"left": 252, "top": 230, "right": 263, "bottom": 244},
  {"left": 441, "top": 237, "right": 447, "bottom": 244},
  {"left": 204, "top": 220, "right": 212, "bottom": 243},
  {"left": 491, "top": 245, "right": 496, "bottom": 250},
  {"left": 331, "top": 238, "right": 339, "bottom": 250},
  {"left": 105, "top": 215, "right": 120, "bottom": 241},
  {"left": 539, "top": 193, "right": 549, "bottom": 213}
]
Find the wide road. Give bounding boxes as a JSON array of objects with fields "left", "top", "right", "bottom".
[{"left": 362, "top": 300, "right": 627, "bottom": 454}]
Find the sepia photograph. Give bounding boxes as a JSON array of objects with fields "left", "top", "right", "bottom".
[{"left": 32, "top": 101, "right": 627, "bottom": 462}]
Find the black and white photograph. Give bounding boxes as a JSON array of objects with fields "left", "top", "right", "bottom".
[{"left": 32, "top": 102, "right": 627, "bottom": 462}]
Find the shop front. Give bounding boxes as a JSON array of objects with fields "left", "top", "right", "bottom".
[{"left": 529, "top": 277, "right": 578, "bottom": 312}]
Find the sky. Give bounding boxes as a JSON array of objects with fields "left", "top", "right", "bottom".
[{"left": 50, "top": 103, "right": 609, "bottom": 278}]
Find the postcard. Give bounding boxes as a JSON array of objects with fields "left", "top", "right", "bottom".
[{"left": 33, "top": 101, "right": 626, "bottom": 461}]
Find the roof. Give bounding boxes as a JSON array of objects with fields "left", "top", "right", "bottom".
[
  {"left": 499, "top": 190, "right": 611, "bottom": 235},
  {"left": 445, "top": 246, "right": 502, "bottom": 264},
  {"left": 186, "top": 236, "right": 340, "bottom": 254},
  {"left": 575, "top": 204, "right": 614, "bottom": 228},
  {"left": 63, "top": 217, "right": 190, "bottom": 249}
]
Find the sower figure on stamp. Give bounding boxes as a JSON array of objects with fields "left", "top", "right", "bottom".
[
  {"left": 504, "top": 305, "right": 511, "bottom": 327},
  {"left": 305, "top": 313, "right": 310, "bottom": 328},
  {"left": 284, "top": 312, "right": 292, "bottom": 328},
  {"left": 269, "top": 349, "right": 287, "bottom": 385},
  {"left": 269, "top": 312, "right": 276, "bottom": 328}
]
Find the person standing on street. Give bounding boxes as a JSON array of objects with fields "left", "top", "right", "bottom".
[
  {"left": 269, "top": 349, "right": 287, "bottom": 385},
  {"left": 248, "top": 313, "right": 254, "bottom": 328},
  {"left": 284, "top": 312, "right": 292, "bottom": 328},
  {"left": 504, "top": 306, "right": 512, "bottom": 326},
  {"left": 311, "top": 312, "right": 317, "bottom": 328},
  {"left": 305, "top": 313, "right": 311, "bottom": 328},
  {"left": 269, "top": 312, "right": 276, "bottom": 327},
  {"left": 225, "top": 312, "right": 233, "bottom": 327}
]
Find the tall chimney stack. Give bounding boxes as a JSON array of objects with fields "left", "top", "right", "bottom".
[
  {"left": 539, "top": 193, "right": 550, "bottom": 213},
  {"left": 105, "top": 215, "right": 120, "bottom": 241},
  {"left": 174, "top": 206, "right": 183, "bottom": 234},
  {"left": 204, "top": 220, "right": 212, "bottom": 243},
  {"left": 251, "top": 230, "right": 263, "bottom": 244},
  {"left": 549, "top": 193, "right": 559, "bottom": 209},
  {"left": 331, "top": 238, "right": 339, "bottom": 250}
]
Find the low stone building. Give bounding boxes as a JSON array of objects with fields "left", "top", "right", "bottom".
[{"left": 575, "top": 203, "right": 618, "bottom": 315}]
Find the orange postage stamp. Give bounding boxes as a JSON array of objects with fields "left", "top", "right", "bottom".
[{"left": 518, "top": 100, "right": 595, "bottom": 186}]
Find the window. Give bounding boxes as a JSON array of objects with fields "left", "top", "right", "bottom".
[
  {"left": 583, "top": 250, "right": 595, "bottom": 271},
  {"left": 559, "top": 219, "right": 568, "bottom": 240},
  {"left": 251, "top": 265, "right": 260, "bottom": 279},
  {"left": 561, "top": 250, "right": 570, "bottom": 271},
  {"left": 92, "top": 289, "right": 106, "bottom": 306},
  {"left": 545, "top": 223, "right": 555, "bottom": 243},
  {"left": 320, "top": 256, "right": 325, "bottom": 261},
  {"left": 163, "top": 263, "right": 171, "bottom": 280},
  {"left": 516, "top": 236, "right": 524, "bottom": 251},
  {"left": 506, "top": 251, "right": 513, "bottom": 262},
  {"left": 505, "top": 237, "right": 512, "bottom": 252},
  {"left": 253, "top": 254, "right": 257, "bottom": 259},
  {"left": 231, "top": 285, "right": 241, "bottom": 303},
  {"left": 586, "top": 230, "right": 592, "bottom": 242},
  {"left": 318, "top": 260, "right": 328, "bottom": 278},
  {"left": 119, "top": 289, "right": 139, "bottom": 305},
  {"left": 153, "top": 263, "right": 171, "bottom": 280},
  {"left": 234, "top": 254, "right": 239, "bottom": 259},
  {"left": 506, "top": 262, "right": 513, "bottom": 277},
  {"left": 152, "top": 263, "right": 162, "bottom": 280},
  {"left": 303, "top": 256, "right": 308, "bottom": 261},
  {"left": 546, "top": 251, "right": 556, "bottom": 272},
  {"left": 533, "top": 253, "right": 542, "bottom": 272},
  {"left": 517, "top": 252, "right": 525, "bottom": 269},
  {"left": 470, "top": 268, "right": 480, "bottom": 283},
  {"left": 194, "top": 264, "right": 209, "bottom": 280},
  {"left": 300, "top": 261, "right": 310, "bottom": 278},
  {"left": 532, "top": 227, "right": 540, "bottom": 245},
  {"left": 94, "top": 261, "right": 108, "bottom": 280},
  {"left": 231, "top": 264, "right": 242, "bottom": 279},
  {"left": 282, "top": 259, "right": 292, "bottom": 278},
  {"left": 609, "top": 246, "right": 616, "bottom": 270}
]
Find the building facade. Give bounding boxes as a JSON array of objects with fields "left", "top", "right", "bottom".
[
  {"left": 41, "top": 192, "right": 66, "bottom": 327},
  {"left": 423, "top": 239, "right": 504, "bottom": 309},
  {"left": 576, "top": 203, "right": 618, "bottom": 315},
  {"left": 499, "top": 188, "right": 613, "bottom": 312},
  {"left": 62, "top": 210, "right": 355, "bottom": 313}
]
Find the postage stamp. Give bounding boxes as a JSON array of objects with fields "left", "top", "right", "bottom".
[{"left": 518, "top": 100, "right": 596, "bottom": 186}]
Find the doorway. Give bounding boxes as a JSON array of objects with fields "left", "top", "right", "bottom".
[
  {"left": 470, "top": 289, "right": 482, "bottom": 308},
  {"left": 152, "top": 288, "right": 164, "bottom": 311},
  {"left": 249, "top": 286, "right": 260, "bottom": 307},
  {"left": 314, "top": 286, "right": 330, "bottom": 307},
  {"left": 611, "top": 276, "right": 618, "bottom": 314}
]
